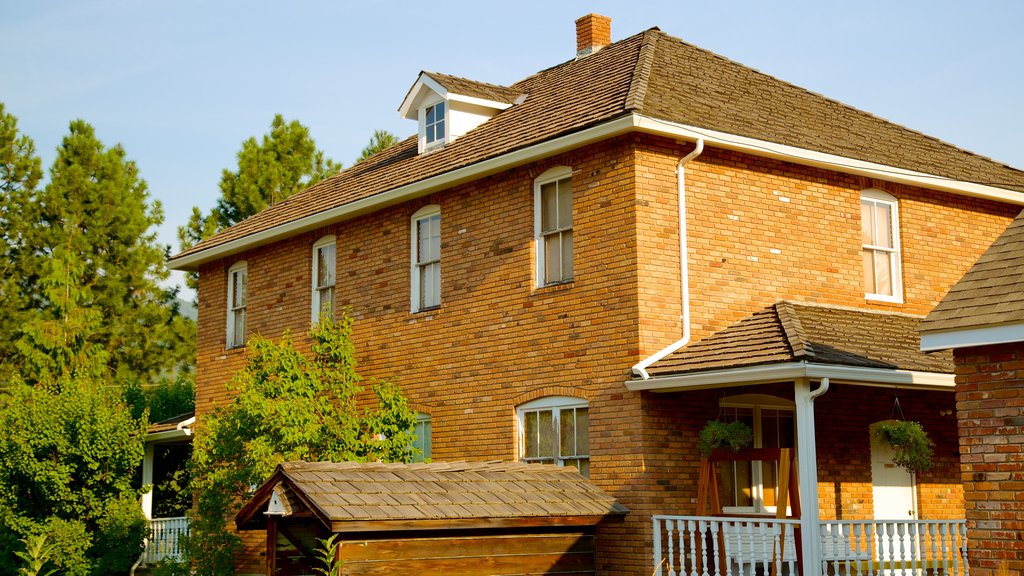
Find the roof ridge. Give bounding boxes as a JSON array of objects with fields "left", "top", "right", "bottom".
[
  {"left": 624, "top": 29, "right": 660, "bottom": 112},
  {"left": 511, "top": 29, "right": 651, "bottom": 90},
  {"left": 785, "top": 299, "right": 928, "bottom": 319},
  {"left": 775, "top": 301, "right": 813, "bottom": 359}
]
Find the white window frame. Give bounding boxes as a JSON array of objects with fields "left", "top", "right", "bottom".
[
  {"left": 410, "top": 204, "right": 441, "bottom": 313},
  {"left": 419, "top": 98, "right": 448, "bottom": 151},
  {"left": 717, "top": 394, "right": 795, "bottom": 516},
  {"left": 860, "top": 189, "right": 903, "bottom": 303},
  {"left": 226, "top": 261, "right": 248, "bottom": 349},
  {"left": 516, "top": 396, "right": 589, "bottom": 476},
  {"left": 311, "top": 235, "right": 336, "bottom": 323},
  {"left": 533, "top": 166, "right": 574, "bottom": 287},
  {"left": 411, "top": 413, "right": 432, "bottom": 463}
]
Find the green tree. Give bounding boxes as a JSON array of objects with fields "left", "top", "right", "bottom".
[
  {"left": 186, "top": 313, "right": 416, "bottom": 575},
  {"left": 356, "top": 129, "right": 399, "bottom": 163},
  {"left": 0, "top": 376, "right": 147, "bottom": 575},
  {"left": 0, "top": 117, "right": 194, "bottom": 386},
  {"left": 177, "top": 115, "right": 341, "bottom": 284}
]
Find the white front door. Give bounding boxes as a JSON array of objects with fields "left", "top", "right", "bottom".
[{"left": 870, "top": 420, "right": 918, "bottom": 570}]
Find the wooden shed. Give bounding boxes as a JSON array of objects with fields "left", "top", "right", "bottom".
[{"left": 236, "top": 460, "right": 628, "bottom": 575}]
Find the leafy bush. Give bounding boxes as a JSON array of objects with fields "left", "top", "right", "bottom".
[
  {"left": 874, "top": 421, "right": 934, "bottom": 473},
  {"left": 89, "top": 496, "right": 148, "bottom": 575},
  {"left": 698, "top": 420, "right": 754, "bottom": 456}
]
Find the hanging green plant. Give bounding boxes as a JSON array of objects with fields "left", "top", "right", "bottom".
[
  {"left": 698, "top": 420, "right": 753, "bottom": 457},
  {"left": 874, "top": 420, "right": 935, "bottom": 473}
]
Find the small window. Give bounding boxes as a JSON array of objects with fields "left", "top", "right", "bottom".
[
  {"left": 716, "top": 395, "right": 795, "bottom": 515},
  {"left": 410, "top": 205, "right": 441, "bottom": 312},
  {"left": 534, "top": 167, "right": 574, "bottom": 286},
  {"left": 861, "top": 190, "right": 902, "bottom": 302},
  {"left": 410, "top": 413, "right": 432, "bottom": 463},
  {"left": 311, "top": 235, "right": 336, "bottom": 322},
  {"left": 517, "top": 397, "right": 589, "bottom": 477},
  {"left": 226, "top": 261, "right": 248, "bottom": 349},
  {"left": 424, "top": 101, "right": 446, "bottom": 147}
]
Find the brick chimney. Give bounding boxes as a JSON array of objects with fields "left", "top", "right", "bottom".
[{"left": 575, "top": 14, "right": 611, "bottom": 58}]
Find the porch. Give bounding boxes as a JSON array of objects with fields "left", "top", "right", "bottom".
[
  {"left": 653, "top": 516, "right": 967, "bottom": 576},
  {"left": 140, "top": 516, "right": 190, "bottom": 565}
]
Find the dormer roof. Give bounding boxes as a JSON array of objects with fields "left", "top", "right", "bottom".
[{"left": 398, "top": 71, "right": 520, "bottom": 120}]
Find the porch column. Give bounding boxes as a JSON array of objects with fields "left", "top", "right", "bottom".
[
  {"left": 794, "top": 378, "right": 824, "bottom": 575},
  {"left": 141, "top": 442, "right": 154, "bottom": 520}
]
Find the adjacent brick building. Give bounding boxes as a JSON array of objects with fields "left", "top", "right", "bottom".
[
  {"left": 921, "top": 213, "right": 1024, "bottom": 576},
  {"left": 172, "top": 15, "right": 1024, "bottom": 575}
]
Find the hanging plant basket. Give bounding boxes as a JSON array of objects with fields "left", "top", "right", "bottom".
[
  {"left": 698, "top": 420, "right": 753, "bottom": 457},
  {"left": 874, "top": 420, "right": 935, "bottom": 474}
]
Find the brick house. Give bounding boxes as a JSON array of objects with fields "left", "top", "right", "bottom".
[
  {"left": 169, "top": 15, "right": 1024, "bottom": 575},
  {"left": 920, "top": 212, "right": 1024, "bottom": 576}
]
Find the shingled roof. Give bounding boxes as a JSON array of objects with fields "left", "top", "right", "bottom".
[
  {"left": 173, "top": 28, "right": 1024, "bottom": 267},
  {"left": 644, "top": 301, "right": 952, "bottom": 378},
  {"left": 920, "top": 209, "right": 1024, "bottom": 336},
  {"left": 236, "top": 460, "right": 628, "bottom": 532},
  {"left": 422, "top": 71, "right": 522, "bottom": 105}
]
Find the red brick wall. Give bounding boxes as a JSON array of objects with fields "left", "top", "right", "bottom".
[
  {"left": 194, "top": 134, "right": 1015, "bottom": 575},
  {"left": 954, "top": 343, "right": 1024, "bottom": 576}
]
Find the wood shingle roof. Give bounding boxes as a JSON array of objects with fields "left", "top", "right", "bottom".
[{"left": 173, "top": 28, "right": 1024, "bottom": 266}]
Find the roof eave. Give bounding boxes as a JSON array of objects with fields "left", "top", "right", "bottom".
[
  {"left": 627, "top": 361, "right": 954, "bottom": 393},
  {"left": 920, "top": 320, "right": 1024, "bottom": 352}
]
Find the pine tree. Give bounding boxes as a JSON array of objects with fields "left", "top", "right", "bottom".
[
  {"left": 177, "top": 115, "right": 341, "bottom": 280},
  {"left": 2, "top": 119, "right": 193, "bottom": 385},
  {"left": 356, "top": 129, "right": 400, "bottom": 163}
]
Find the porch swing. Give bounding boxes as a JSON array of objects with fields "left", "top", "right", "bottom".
[{"left": 694, "top": 447, "right": 802, "bottom": 576}]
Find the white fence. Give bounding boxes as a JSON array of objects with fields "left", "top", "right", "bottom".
[
  {"left": 654, "top": 516, "right": 968, "bottom": 576},
  {"left": 142, "top": 516, "right": 190, "bottom": 565}
]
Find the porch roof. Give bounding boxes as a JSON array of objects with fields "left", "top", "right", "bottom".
[{"left": 632, "top": 302, "right": 953, "bottom": 391}]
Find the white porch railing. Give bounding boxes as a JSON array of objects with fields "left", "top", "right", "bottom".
[
  {"left": 142, "top": 516, "right": 190, "bottom": 565},
  {"left": 654, "top": 516, "right": 968, "bottom": 576}
]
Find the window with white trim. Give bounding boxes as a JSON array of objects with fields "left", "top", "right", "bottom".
[
  {"left": 534, "top": 167, "right": 574, "bottom": 286},
  {"left": 410, "top": 205, "right": 441, "bottom": 312},
  {"left": 410, "top": 413, "right": 432, "bottom": 463},
  {"left": 226, "top": 261, "right": 248, "bottom": 349},
  {"left": 517, "top": 396, "right": 589, "bottom": 477},
  {"left": 860, "top": 190, "right": 903, "bottom": 302},
  {"left": 424, "top": 101, "right": 446, "bottom": 148},
  {"left": 716, "top": 394, "right": 795, "bottom": 515},
  {"left": 311, "top": 235, "right": 336, "bottom": 322}
]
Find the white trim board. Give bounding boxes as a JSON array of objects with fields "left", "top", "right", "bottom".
[
  {"left": 920, "top": 321, "right": 1024, "bottom": 352},
  {"left": 625, "top": 361, "right": 954, "bottom": 393},
  {"left": 170, "top": 113, "right": 1024, "bottom": 271}
]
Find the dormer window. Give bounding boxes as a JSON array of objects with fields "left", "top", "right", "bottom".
[{"left": 424, "top": 101, "right": 446, "bottom": 147}]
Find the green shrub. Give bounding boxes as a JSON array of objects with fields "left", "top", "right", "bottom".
[{"left": 88, "top": 496, "right": 147, "bottom": 575}]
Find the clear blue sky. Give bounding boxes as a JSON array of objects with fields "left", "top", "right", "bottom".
[{"left": 3, "top": 1, "right": 1022, "bottom": 297}]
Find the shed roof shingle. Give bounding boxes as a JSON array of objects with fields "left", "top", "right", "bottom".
[
  {"left": 175, "top": 28, "right": 1024, "bottom": 265},
  {"left": 236, "top": 460, "right": 628, "bottom": 530},
  {"left": 920, "top": 209, "right": 1024, "bottom": 334},
  {"left": 645, "top": 301, "right": 952, "bottom": 378}
]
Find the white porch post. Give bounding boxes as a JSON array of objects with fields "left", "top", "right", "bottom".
[
  {"left": 795, "top": 377, "right": 825, "bottom": 576},
  {"left": 141, "top": 443, "right": 154, "bottom": 520}
]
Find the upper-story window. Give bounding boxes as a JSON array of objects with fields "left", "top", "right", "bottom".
[
  {"left": 715, "top": 394, "right": 795, "bottom": 515},
  {"left": 226, "top": 261, "right": 248, "bottom": 349},
  {"left": 517, "top": 396, "right": 589, "bottom": 477},
  {"left": 534, "top": 167, "right": 574, "bottom": 287},
  {"left": 410, "top": 205, "right": 441, "bottom": 312},
  {"left": 424, "top": 101, "right": 446, "bottom": 148},
  {"left": 311, "top": 235, "right": 336, "bottom": 323},
  {"left": 860, "top": 190, "right": 903, "bottom": 302}
]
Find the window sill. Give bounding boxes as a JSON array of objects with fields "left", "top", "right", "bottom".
[
  {"left": 533, "top": 280, "right": 574, "bottom": 294},
  {"left": 865, "top": 293, "right": 904, "bottom": 305},
  {"left": 411, "top": 305, "right": 441, "bottom": 316}
]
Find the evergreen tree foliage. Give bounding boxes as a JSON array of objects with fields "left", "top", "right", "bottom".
[
  {"left": 0, "top": 115, "right": 194, "bottom": 385},
  {"left": 356, "top": 129, "right": 399, "bottom": 163},
  {"left": 177, "top": 115, "right": 341, "bottom": 287},
  {"left": 0, "top": 376, "right": 147, "bottom": 575},
  {"left": 186, "top": 314, "right": 416, "bottom": 575}
]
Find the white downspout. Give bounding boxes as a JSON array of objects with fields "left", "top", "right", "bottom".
[
  {"left": 631, "top": 139, "right": 704, "bottom": 379},
  {"left": 795, "top": 377, "right": 830, "bottom": 576}
]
